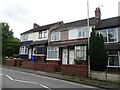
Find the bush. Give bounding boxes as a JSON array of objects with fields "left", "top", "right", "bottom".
[{"left": 74, "top": 57, "right": 86, "bottom": 65}]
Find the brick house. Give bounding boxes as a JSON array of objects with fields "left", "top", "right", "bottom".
[
  {"left": 19, "top": 21, "right": 63, "bottom": 62},
  {"left": 96, "top": 16, "right": 120, "bottom": 69},
  {"left": 19, "top": 8, "right": 120, "bottom": 70},
  {"left": 46, "top": 8, "right": 120, "bottom": 70}
]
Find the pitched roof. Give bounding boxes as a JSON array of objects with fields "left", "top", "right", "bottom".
[
  {"left": 21, "top": 21, "right": 63, "bottom": 35},
  {"left": 50, "top": 16, "right": 120, "bottom": 32},
  {"left": 95, "top": 16, "right": 120, "bottom": 30},
  {"left": 50, "top": 17, "right": 96, "bottom": 31}
]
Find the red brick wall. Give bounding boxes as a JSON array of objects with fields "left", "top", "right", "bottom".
[
  {"left": 22, "top": 61, "right": 35, "bottom": 69},
  {"left": 61, "top": 64, "right": 88, "bottom": 77},
  {"left": 34, "top": 63, "right": 60, "bottom": 72},
  {"left": 106, "top": 67, "right": 120, "bottom": 74},
  {"left": 21, "top": 61, "right": 60, "bottom": 72},
  {"left": 16, "top": 59, "right": 22, "bottom": 66},
  {"left": 47, "top": 60, "right": 61, "bottom": 65},
  {"left": 4, "top": 59, "right": 17, "bottom": 66}
]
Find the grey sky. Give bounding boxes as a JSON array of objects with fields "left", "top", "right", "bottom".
[{"left": 0, "top": 0, "right": 120, "bottom": 38}]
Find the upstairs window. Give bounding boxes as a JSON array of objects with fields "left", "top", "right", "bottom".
[
  {"left": 99, "top": 28, "right": 118, "bottom": 43},
  {"left": 51, "top": 32, "right": 60, "bottom": 41},
  {"left": 38, "top": 30, "right": 47, "bottom": 39},
  {"left": 21, "top": 34, "right": 28, "bottom": 42},
  {"left": 78, "top": 27, "right": 89, "bottom": 38}
]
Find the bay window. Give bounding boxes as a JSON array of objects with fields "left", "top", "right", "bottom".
[
  {"left": 107, "top": 51, "right": 120, "bottom": 67},
  {"left": 19, "top": 46, "right": 28, "bottom": 54},
  {"left": 35, "top": 45, "right": 46, "bottom": 54},
  {"left": 75, "top": 46, "right": 86, "bottom": 60},
  {"left": 47, "top": 47, "right": 59, "bottom": 59}
]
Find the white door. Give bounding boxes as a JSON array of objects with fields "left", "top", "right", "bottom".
[
  {"left": 28, "top": 48, "right": 32, "bottom": 59},
  {"left": 62, "top": 48, "right": 68, "bottom": 64},
  {"left": 69, "top": 50, "right": 74, "bottom": 64}
]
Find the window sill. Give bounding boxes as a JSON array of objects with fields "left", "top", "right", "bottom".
[
  {"left": 107, "top": 66, "right": 120, "bottom": 68},
  {"left": 19, "top": 53, "right": 28, "bottom": 55},
  {"left": 46, "top": 58, "right": 60, "bottom": 61},
  {"left": 104, "top": 41, "right": 118, "bottom": 44},
  {"left": 35, "top": 54, "right": 45, "bottom": 56}
]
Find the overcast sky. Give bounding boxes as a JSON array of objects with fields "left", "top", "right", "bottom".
[{"left": 0, "top": 0, "right": 120, "bottom": 38}]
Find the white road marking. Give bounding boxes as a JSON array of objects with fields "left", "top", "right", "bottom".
[
  {"left": 3, "top": 68, "right": 57, "bottom": 80},
  {"left": 40, "top": 84, "right": 52, "bottom": 90},
  {"left": 14, "top": 79, "right": 52, "bottom": 90},
  {"left": 5, "top": 75, "right": 13, "bottom": 80},
  {"left": 14, "top": 79, "right": 38, "bottom": 85},
  {"left": 3, "top": 68, "right": 52, "bottom": 89}
]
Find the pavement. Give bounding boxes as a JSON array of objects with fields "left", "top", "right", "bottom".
[{"left": 2, "top": 65, "right": 120, "bottom": 90}]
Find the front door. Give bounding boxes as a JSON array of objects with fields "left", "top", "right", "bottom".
[
  {"left": 62, "top": 48, "right": 68, "bottom": 64},
  {"left": 28, "top": 48, "right": 32, "bottom": 59},
  {"left": 69, "top": 50, "right": 74, "bottom": 64}
]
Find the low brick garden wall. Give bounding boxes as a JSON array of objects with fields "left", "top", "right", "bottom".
[
  {"left": 22, "top": 61, "right": 35, "bottom": 69},
  {"left": 61, "top": 64, "right": 88, "bottom": 77},
  {"left": 4, "top": 58, "right": 22, "bottom": 66},
  {"left": 21, "top": 61, "right": 60, "bottom": 72},
  {"left": 34, "top": 63, "right": 60, "bottom": 72},
  {"left": 16, "top": 59, "right": 22, "bottom": 66},
  {"left": 106, "top": 67, "right": 120, "bottom": 74},
  {"left": 4, "top": 58, "right": 17, "bottom": 66}
]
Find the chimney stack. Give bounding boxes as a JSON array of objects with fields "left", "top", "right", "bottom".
[
  {"left": 33, "top": 23, "right": 40, "bottom": 29},
  {"left": 95, "top": 7, "right": 101, "bottom": 21}
]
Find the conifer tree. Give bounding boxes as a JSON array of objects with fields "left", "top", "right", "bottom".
[{"left": 89, "top": 27, "right": 108, "bottom": 71}]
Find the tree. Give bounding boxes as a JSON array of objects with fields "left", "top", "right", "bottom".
[
  {"left": 1, "top": 22, "right": 20, "bottom": 59},
  {"left": 89, "top": 27, "right": 108, "bottom": 71}
]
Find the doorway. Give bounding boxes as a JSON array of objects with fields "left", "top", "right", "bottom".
[
  {"left": 69, "top": 49, "right": 74, "bottom": 64},
  {"left": 62, "top": 48, "right": 68, "bottom": 64}
]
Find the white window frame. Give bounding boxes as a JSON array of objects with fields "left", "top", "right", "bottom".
[
  {"left": 107, "top": 51, "right": 120, "bottom": 67},
  {"left": 38, "top": 30, "right": 48, "bottom": 39},
  {"left": 51, "top": 32, "right": 60, "bottom": 41},
  {"left": 78, "top": 27, "right": 89, "bottom": 38},
  {"left": 75, "top": 46, "right": 86, "bottom": 60},
  {"left": 21, "top": 34, "right": 28, "bottom": 42},
  {"left": 19, "top": 46, "right": 28, "bottom": 55},
  {"left": 99, "top": 28, "right": 118, "bottom": 43},
  {"left": 38, "top": 31, "right": 42, "bottom": 39},
  {"left": 47, "top": 47, "right": 59, "bottom": 60}
]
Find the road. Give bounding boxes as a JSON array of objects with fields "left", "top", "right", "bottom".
[{"left": 1, "top": 68, "right": 103, "bottom": 90}]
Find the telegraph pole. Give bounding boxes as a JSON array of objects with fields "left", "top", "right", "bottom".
[{"left": 87, "top": 0, "right": 91, "bottom": 78}]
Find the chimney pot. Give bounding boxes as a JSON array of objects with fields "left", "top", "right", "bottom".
[{"left": 95, "top": 7, "right": 101, "bottom": 21}]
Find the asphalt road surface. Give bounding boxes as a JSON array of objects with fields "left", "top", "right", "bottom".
[{"left": 1, "top": 68, "right": 103, "bottom": 90}]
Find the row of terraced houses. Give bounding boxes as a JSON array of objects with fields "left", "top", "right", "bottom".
[{"left": 19, "top": 8, "right": 120, "bottom": 70}]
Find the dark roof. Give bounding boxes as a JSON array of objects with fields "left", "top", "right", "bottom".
[
  {"left": 21, "top": 21, "right": 63, "bottom": 35},
  {"left": 20, "top": 41, "right": 32, "bottom": 46},
  {"left": 51, "top": 17, "right": 96, "bottom": 31},
  {"left": 30, "top": 40, "right": 47, "bottom": 46},
  {"left": 95, "top": 16, "right": 120, "bottom": 30}
]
